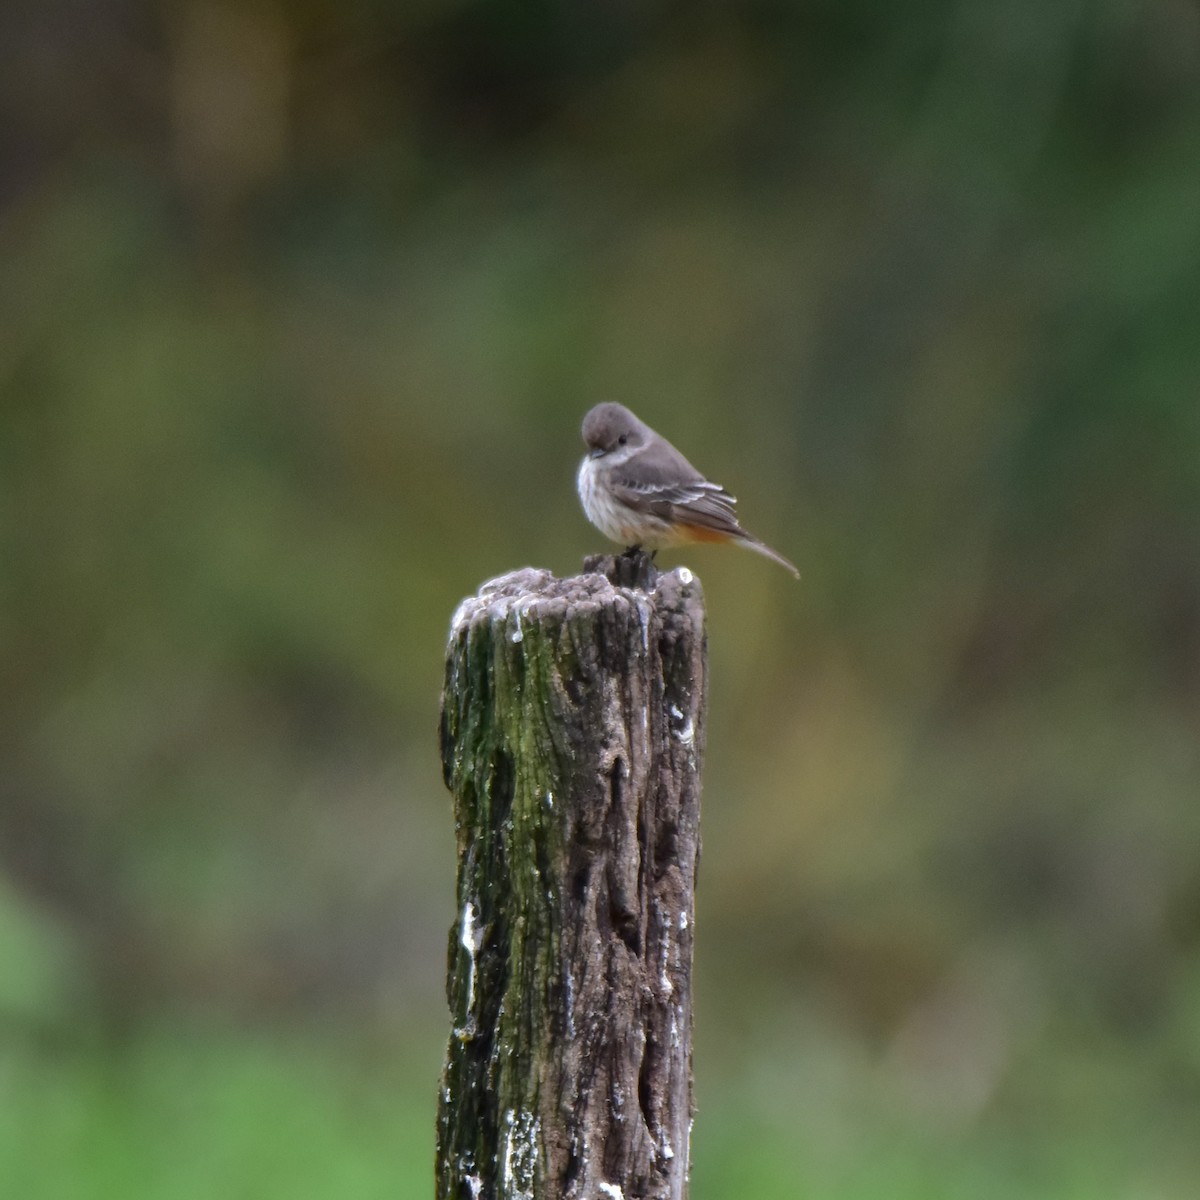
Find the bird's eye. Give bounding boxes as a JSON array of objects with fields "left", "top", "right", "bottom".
[{"left": 617, "top": 434, "right": 627, "bottom": 446}]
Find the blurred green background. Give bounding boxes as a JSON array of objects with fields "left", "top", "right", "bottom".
[{"left": 2, "top": 0, "right": 1199, "bottom": 1195}]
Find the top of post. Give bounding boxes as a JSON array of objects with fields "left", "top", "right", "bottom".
[{"left": 447, "top": 552, "right": 702, "bottom": 644}]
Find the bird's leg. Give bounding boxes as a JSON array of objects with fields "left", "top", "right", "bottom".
[{"left": 609, "top": 543, "right": 658, "bottom": 591}]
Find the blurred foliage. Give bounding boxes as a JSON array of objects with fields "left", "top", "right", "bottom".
[{"left": 2, "top": 0, "right": 1199, "bottom": 1193}]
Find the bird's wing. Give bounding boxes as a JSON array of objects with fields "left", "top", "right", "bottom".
[{"left": 608, "top": 476, "right": 746, "bottom": 535}]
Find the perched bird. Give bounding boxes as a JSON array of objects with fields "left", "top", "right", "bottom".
[{"left": 577, "top": 402, "right": 799, "bottom": 578}]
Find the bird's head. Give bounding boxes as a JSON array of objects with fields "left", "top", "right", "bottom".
[{"left": 581, "top": 402, "right": 647, "bottom": 460}]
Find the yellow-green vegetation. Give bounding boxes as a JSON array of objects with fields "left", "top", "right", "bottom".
[{"left": 0, "top": 1027, "right": 1196, "bottom": 1199}]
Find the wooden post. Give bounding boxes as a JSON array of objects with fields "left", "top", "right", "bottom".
[{"left": 436, "top": 554, "right": 707, "bottom": 1200}]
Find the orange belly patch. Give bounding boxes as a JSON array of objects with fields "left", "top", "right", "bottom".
[{"left": 679, "top": 524, "right": 734, "bottom": 544}]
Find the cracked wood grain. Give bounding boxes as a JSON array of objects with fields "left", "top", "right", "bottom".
[{"left": 436, "top": 554, "right": 706, "bottom": 1200}]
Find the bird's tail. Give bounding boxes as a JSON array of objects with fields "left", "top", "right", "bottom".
[{"left": 737, "top": 535, "right": 800, "bottom": 579}]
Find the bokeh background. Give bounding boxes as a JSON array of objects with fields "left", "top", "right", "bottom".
[{"left": 3, "top": 1, "right": 1199, "bottom": 1195}]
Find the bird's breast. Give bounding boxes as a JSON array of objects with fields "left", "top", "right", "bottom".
[{"left": 577, "top": 456, "right": 676, "bottom": 547}]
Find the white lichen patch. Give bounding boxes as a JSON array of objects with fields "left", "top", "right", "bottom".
[
  {"left": 454, "top": 901, "right": 482, "bottom": 1036},
  {"left": 448, "top": 569, "right": 558, "bottom": 640},
  {"left": 599, "top": 1184, "right": 625, "bottom": 1200},
  {"left": 656, "top": 903, "right": 673, "bottom": 997},
  {"left": 676, "top": 567, "right": 693, "bottom": 585},
  {"left": 502, "top": 1108, "right": 540, "bottom": 1200},
  {"left": 640, "top": 609, "right": 652, "bottom": 657},
  {"left": 449, "top": 596, "right": 478, "bottom": 638},
  {"left": 668, "top": 703, "right": 695, "bottom": 745},
  {"left": 508, "top": 592, "right": 548, "bottom": 644},
  {"left": 454, "top": 1152, "right": 482, "bottom": 1199}
]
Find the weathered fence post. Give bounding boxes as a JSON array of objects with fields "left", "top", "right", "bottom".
[{"left": 436, "top": 554, "right": 707, "bottom": 1200}]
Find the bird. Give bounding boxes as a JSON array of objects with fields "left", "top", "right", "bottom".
[{"left": 577, "top": 402, "right": 799, "bottom": 578}]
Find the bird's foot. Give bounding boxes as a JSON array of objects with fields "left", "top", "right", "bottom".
[{"left": 585, "top": 545, "right": 660, "bottom": 591}]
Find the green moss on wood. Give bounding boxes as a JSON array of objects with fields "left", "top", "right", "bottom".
[{"left": 437, "top": 562, "right": 706, "bottom": 1200}]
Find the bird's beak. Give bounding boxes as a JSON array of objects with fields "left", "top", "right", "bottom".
[{"left": 588, "top": 447, "right": 605, "bottom": 460}]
